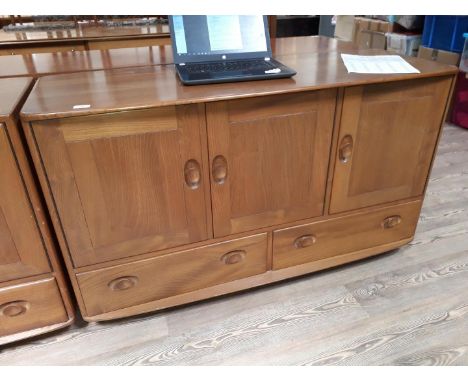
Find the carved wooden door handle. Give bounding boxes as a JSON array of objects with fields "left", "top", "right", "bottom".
[
  {"left": 220, "top": 250, "right": 246, "bottom": 265},
  {"left": 339, "top": 135, "right": 354, "bottom": 163},
  {"left": 184, "top": 159, "right": 201, "bottom": 189},
  {"left": 382, "top": 215, "right": 402, "bottom": 229},
  {"left": 108, "top": 276, "right": 139, "bottom": 291},
  {"left": 212, "top": 155, "right": 228, "bottom": 184},
  {"left": 0, "top": 301, "right": 29, "bottom": 317},
  {"left": 294, "top": 234, "right": 317, "bottom": 249}
]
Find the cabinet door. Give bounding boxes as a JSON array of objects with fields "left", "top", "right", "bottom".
[
  {"left": 32, "top": 105, "right": 210, "bottom": 267},
  {"left": 207, "top": 91, "right": 336, "bottom": 237},
  {"left": 330, "top": 77, "right": 452, "bottom": 214},
  {"left": 0, "top": 123, "right": 50, "bottom": 282}
]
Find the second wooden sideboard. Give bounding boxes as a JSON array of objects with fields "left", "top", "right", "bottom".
[
  {"left": 0, "top": 77, "right": 74, "bottom": 344},
  {"left": 20, "top": 53, "right": 457, "bottom": 321}
]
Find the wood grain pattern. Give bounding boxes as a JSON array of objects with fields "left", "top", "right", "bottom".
[
  {"left": 60, "top": 107, "right": 178, "bottom": 142},
  {"left": 303, "top": 303, "right": 468, "bottom": 366},
  {"left": 0, "top": 44, "right": 86, "bottom": 56},
  {"left": 10, "top": 44, "right": 458, "bottom": 356},
  {"left": 0, "top": 77, "right": 31, "bottom": 117},
  {"left": 0, "top": 76, "right": 74, "bottom": 345},
  {"left": 206, "top": 91, "right": 335, "bottom": 237},
  {"left": 1, "top": 123, "right": 464, "bottom": 365},
  {"left": 0, "top": 36, "right": 354, "bottom": 79},
  {"left": 22, "top": 69, "right": 454, "bottom": 324},
  {"left": 392, "top": 345, "right": 468, "bottom": 366},
  {"left": 0, "top": 278, "right": 68, "bottom": 339},
  {"left": 329, "top": 77, "right": 453, "bottom": 213},
  {"left": 20, "top": 51, "right": 457, "bottom": 122},
  {"left": 86, "top": 37, "right": 171, "bottom": 50},
  {"left": 31, "top": 104, "right": 210, "bottom": 267},
  {"left": 76, "top": 238, "right": 412, "bottom": 322},
  {"left": 0, "top": 124, "right": 50, "bottom": 282},
  {"left": 272, "top": 200, "right": 421, "bottom": 270},
  {"left": 0, "top": 45, "right": 173, "bottom": 79},
  {"left": 0, "top": 36, "right": 349, "bottom": 79},
  {"left": 77, "top": 233, "right": 268, "bottom": 316},
  {"left": 0, "top": 23, "right": 170, "bottom": 56},
  {"left": 0, "top": 23, "right": 170, "bottom": 44}
]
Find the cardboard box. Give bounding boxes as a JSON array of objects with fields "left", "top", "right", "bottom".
[
  {"left": 353, "top": 17, "right": 396, "bottom": 49},
  {"left": 386, "top": 33, "right": 421, "bottom": 56},
  {"left": 418, "top": 46, "right": 461, "bottom": 66},
  {"left": 334, "top": 15, "right": 355, "bottom": 41}
]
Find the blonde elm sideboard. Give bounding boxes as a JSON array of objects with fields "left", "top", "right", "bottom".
[{"left": 19, "top": 51, "right": 457, "bottom": 321}]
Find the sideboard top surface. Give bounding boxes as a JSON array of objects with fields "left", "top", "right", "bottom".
[
  {"left": 0, "top": 36, "right": 352, "bottom": 79},
  {"left": 21, "top": 49, "right": 458, "bottom": 121},
  {"left": 0, "top": 76, "right": 32, "bottom": 119}
]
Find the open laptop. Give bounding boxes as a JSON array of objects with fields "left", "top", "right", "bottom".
[{"left": 169, "top": 15, "right": 296, "bottom": 85}]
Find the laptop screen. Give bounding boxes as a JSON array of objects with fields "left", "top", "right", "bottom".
[{"left": 169, "top": 15, "right": 271, "bottom": 63}]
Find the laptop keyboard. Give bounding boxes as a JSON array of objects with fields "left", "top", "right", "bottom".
[{"left": 184, "top": 59, "right": 276, "bottom": 73}]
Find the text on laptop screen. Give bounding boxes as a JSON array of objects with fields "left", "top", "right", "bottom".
[{"left": 172, "top": 16, "right": 268, "bottom": 57}]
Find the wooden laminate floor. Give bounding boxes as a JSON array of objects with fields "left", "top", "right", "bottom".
[{"left": 1, "top": 123, "right": 467, "bottom": 366}]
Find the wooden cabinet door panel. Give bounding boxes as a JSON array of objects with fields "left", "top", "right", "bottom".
[
  {"left": 330, "top": 77, "right": 452, "bottom": 214},
  {"left": 0, "top": 124, "right": 50, "bottom": 282},
  {"left": 207, "top": 91, "right": 336, "bottom": 237},
  {"left": 32, "top": 106, "right": 210, "bottom": 267}
]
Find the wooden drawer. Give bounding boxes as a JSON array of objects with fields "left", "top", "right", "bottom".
[
  {"left": 0, "top": 278, "right": 68, "bottom": 337},
  {"left": 273, "top": 200, "right": 421, "bottom": 270},
  {"left": 77, "top": 233, "right": 268, "bottom": 316}
]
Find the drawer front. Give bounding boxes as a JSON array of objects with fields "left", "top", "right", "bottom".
[
  {"left": 77, "top": 233, "right": 268, "bottom": 316},
  {"left": 0, "top": 278, "right": 68, "bottom": 337},
  {"left": 273, "top": 200, "right": 421, "bottom": 270}
]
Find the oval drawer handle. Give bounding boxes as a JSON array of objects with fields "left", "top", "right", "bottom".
[
  {"left": 0, "top": 300, "right": 30, "bottom": 317},
  {"left": 220, "top": 250, "right": 246, "bottom": 265},
  {"left": 108, "top": 276, "right": 139, "bottom": 291},
  {"left": 382, "top": 215, "right": 402, "bottom": 229},
  {"left": 294, "top": 234, "right": 317, "bottom": 249},
  {"left": 184, "top": 159, "right": 201, "bottom": 189},
  {"left": 212, "top": 155, "right": 228, "bottom": 184},
  {"left": 339, "top": 135, "right": 353, "bottom": 163}
]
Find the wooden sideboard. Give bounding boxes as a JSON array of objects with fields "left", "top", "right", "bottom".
[
  {"left": 0, "top": 36, "right": 355, "bottom": 79},
  {"left": 0, "top": 23, "right": 170, "bottom": 56},
  {"left": 0, "top": 77, "right": 74, "bottom": 344},
  {"left": 20, "top": 51, "right": 457, "bottom": 322}
]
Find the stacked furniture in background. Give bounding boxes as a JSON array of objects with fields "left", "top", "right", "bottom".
[
  {"left": 0, "top": 19, "right": 170, "bottom": 56},
  {"left": 0, "top": 77, "right": 74, "bottom": 345}
]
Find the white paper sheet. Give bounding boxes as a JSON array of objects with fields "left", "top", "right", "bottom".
[{"left": 341, "top": 54, "right": 420, "bottom": 74}]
